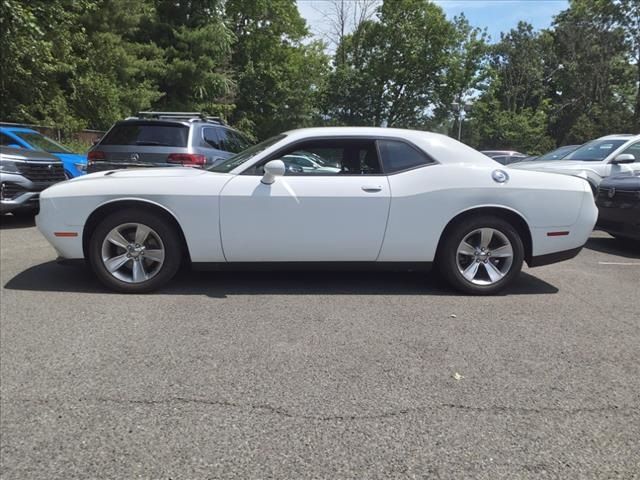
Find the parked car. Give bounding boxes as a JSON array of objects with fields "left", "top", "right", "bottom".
[
  {"left": 515, "top": 145, "right": 581, "bottom": 163},
  {"left": 37, "top": 127, "right": 597, "bottom": 295},
  {"left": 1, "top": 146, "right": 66, "bottom": 217},
  {"left": 86, "top": 112, "right": 253, "bottom": 173},
  {"left": 511, "top": 134, "right": 640, "bottom": 194},
  {"left": 480, "top": 150, "right": 528, "bottom": 165},
  {"left": 595, "top": 171, "right": 640, "bottom": 241},
  {"left": 0, "top": 125, "right": 87, "bottom": 178}
]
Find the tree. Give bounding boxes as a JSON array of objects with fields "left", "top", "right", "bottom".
[
  {"left": 138, "top": 0, "right": 234, "bottom": 115},
  {"left": 323, "top": 0, "right": 455, "bottom": 128},
  {"left": 72, "top": 0, "right": 163, "bottom": 130},
  {"left": 616, "top": 0, "right": 640, "bottom": 125},
  {"left": 431, "top": 14, "right": 489, "bottom": 136},
  {"left": 466, "top": 22, "right": 556, "bottom": 153},
  {"left": 0, "top": 0, "right": 90, "bottom": 131},
  {"left": 225, "top": 0, "right": 329, "bottom": 139},
  {"left": 548, "top": 0, "right": 634, "bottom": 143}
]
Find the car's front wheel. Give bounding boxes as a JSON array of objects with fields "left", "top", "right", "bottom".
[
  {"left": 88, "top": 209, "right": 182, "bottom": 293},
  {"left": 438, "top": 215, "right": 524, "bottom": 295}
]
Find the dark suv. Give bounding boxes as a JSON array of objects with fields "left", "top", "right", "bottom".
[
  {"left": 87, "top": 112, "right": 253, "bottom": 173},
  {"left": 0, "top": 146, "right": 66, "bottom": 216}
]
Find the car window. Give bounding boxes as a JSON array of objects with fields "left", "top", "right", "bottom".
[
  {"left": 564, "top": 139, "right": 627, "bottom": 161},
  {"left": 202, "top": 127, "right": 221, "bottom": 149},
  {"left": 377, "top": 139, "right": 433, "bottom": 173},
  {"left": 619, "top": 142, "right": 640, "bottom": 161},
  {"left": 0, "top": 133, "right": 20, "bottom": 147},
  {"left": 217, "top": 128, "right": 251, "bottom": 154},
  {"left": 257, "top": 139, "right": 381, "bottom": 176},
  {"left": 13, "top": 131, "right": 71, "bottom": 153},
  {"left": 100, "top": 123, "right": 189, "bottom": 147}
]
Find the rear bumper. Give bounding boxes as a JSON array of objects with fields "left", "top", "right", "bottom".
[{"left": 528, "top": 246, "right": 583, "bottom": 267}]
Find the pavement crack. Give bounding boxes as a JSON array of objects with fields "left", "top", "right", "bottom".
[{"left": 3, "top": 396, "right": 637, "bottom": 421}]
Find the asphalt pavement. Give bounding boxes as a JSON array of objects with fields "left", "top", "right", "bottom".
[{"left": 1, "top": 216, "right": 639, "bottom": 479}]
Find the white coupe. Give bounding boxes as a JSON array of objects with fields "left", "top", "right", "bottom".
[{"left": 36, "top": 127, "right": 598, "bottom": 294}]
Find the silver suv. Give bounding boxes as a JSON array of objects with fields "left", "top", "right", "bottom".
[{"left": 87, "top": 112, "right": 253, "bottom": 173}]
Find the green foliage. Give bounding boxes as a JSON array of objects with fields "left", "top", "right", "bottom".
[
  {"left": 225, "top": 0, "right": 329, "bottom": 138},
  {"left": 324, "top": 0, "right": 455, "bottom": 128},
  {"left": 0, "top": 0, "right": 637, "bottom": 148}
]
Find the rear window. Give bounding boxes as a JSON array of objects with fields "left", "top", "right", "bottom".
[
  {"left": 100, "top": 123, "right": 189, "bottom": 147},
  {"left": 378, "top": 139, "right": 433, "bottom": 173}
]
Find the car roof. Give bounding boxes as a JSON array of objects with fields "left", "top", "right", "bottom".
[
  {"left": 595, "top": 134, "right": 640, "bottom": 141},
  {"left": 114, "top": 118, "right": 241, "bottom": 133},
  {"left": 0, "top": 126, "right": 38, "bottom": 134},
  {"left": 241, "top": 127, "right": 499, "bottom": 169}
]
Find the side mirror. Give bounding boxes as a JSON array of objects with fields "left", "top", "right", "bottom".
[
  {"left": 261, "top": 159, "right": 286, "bottom": 184},
  {"left": 611, "top": 153, "right": 635, "bottom": 164},
  {"left": 92, "top": 138, "right": 101, "bottom": 146}
]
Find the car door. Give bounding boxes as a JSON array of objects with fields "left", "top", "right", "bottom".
[{"left": 219, "top": 138, "right": 391, "bottom": 262}]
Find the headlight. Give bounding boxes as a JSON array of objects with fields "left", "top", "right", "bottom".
[
  {"left": 0, "top": 160, "right": 19, "bottom": 173},
  {"left": 74, "top": 162, "right": 87, "bottom": 172}
]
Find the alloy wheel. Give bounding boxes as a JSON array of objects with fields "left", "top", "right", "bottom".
[
  {"left": 100, "top": 222, "right": 165, "bottom": 283},
  {"left": 456, "top": 227, "right": 514, "bottom": 286}
]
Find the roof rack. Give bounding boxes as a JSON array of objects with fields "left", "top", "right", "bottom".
[{"left": 135, "top": 111, "right": 226, "bottom": 125}]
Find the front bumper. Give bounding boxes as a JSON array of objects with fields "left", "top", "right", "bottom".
[
  {"left": 0, "top": 173, "right": 51, "bottom": 213},
  {"left": 596, "top": 207, "right": 640, "bottom": 240}
]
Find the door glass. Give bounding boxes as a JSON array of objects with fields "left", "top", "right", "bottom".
[
  {"left": 217, "top": 128, "right": 251, "bottom": 154},
  {"left": 263, "top": 139, "right": 381, "bottom": 175},
  {"left": 620, "top": 142, "right": 640, "bottom": 161},
  {"left": 203, "top": 127, "right": 221, "bottom": 149},
  {"left": 0, "top": 133, "right": 18, "bottom": 146}
]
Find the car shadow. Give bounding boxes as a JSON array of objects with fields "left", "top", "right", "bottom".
[
  {"left": 585, "top": 235, "right": 640, "bottom": 259},
  {"left": 0, "top": 215, "right": 35, "bottom": 230},
  {"left": 4, "top": 262, "right": 558, "bottom": 297}
]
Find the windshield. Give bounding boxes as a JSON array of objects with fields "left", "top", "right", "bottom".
[
  {"left": 536, "top": 145, "right": 580, "bottom": 161},
  {"left": 15, "top": 132, "right": 72, "bottom": 153},
  {"left": 208, "top": 135, "right": 285, "bottom": 173},
  {"left": 563, "top": 139, "right": 627, "bottom": 162}
]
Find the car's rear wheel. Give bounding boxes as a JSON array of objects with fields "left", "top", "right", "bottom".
[
  {"left": 438, "top": 215, "right": 524, "bottom": 295},
  {"left": 88, "top": 209, "right": 182, "bottom": 293}
]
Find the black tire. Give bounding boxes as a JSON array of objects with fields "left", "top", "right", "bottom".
[
  {"left": 437, "top": 215, "right": 525, "bottom": 295},
  {"left": 88, "top": 208, "right": 182, "bottom": 293}
]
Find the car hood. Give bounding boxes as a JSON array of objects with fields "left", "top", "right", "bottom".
[
  {"left": 69, "top": 167, "right": 211, "bottom": 181},
  {"left": 509, "top": 160, "right": 597, "bottom": 171},
  {"left": 54, "top": 152, "right": 87, "bottom": 163}
]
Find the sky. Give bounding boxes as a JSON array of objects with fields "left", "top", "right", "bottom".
[{"left": 297, "top": 0, "right": 569, "bottom": 44}]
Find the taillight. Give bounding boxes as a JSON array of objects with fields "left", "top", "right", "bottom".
[
  {"left": 88, "top": 150, "right": 106, "bottom": 162},
  {"left": 167, "top": 153, "right": 206, "bottom": 167}
]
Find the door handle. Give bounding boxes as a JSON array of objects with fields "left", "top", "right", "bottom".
[{"left": 361, "top": 185, "right": 383, "bottom": 192}]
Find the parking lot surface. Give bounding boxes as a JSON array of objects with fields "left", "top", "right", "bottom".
[{"left": 1, "top": 217, "right": 639, "bottom": 479}]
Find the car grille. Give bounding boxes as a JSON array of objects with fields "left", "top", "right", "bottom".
[
  {"left": 16, "top": 163, "right": 66, "bottom": 183},
  {"left": 1, "top": 182, "right": 28, "bottom": 200}
]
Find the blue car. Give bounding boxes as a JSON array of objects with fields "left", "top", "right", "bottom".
[{"left": 0, "top": 126, "right": 87, "bottom": 178}]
